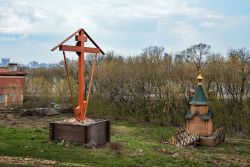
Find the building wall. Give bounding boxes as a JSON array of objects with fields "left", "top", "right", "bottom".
[
  {"left": 206, "top": 120, "right": 213, "bottom": 135},
  {"left": 0, "top": 76, "right": 25, "bottom": 107},
  {"left": 190, "top": 105, "right": 208, "bottom": 114},
  {"left": 186, "top": 115, "right": 213, "bottom": 136}
]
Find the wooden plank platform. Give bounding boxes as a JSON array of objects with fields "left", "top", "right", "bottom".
[
  {"left": 199, "top": 128, "right": 225, "bottom": 146},
  {"left": 49, "top": 119, "right": 110, "bottom": 147}
]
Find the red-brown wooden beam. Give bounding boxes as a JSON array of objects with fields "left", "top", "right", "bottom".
[
  {"left": 51, "top": 28, "right": 105, "bottom": 54},
  {"left": 59, "top": 45, "right": 100, "bottom": 54},
  {"left": 85, "top": 47, "right": 100, "bottom": 53},
  {"left": 59, "top": 45, "right": 82, "bottom": 52},
  {"left": 75, "top": 35, "right": 87, "bottom": 42},
  {"left": 51, "top": 28, "right": 82, "bottom": 51}
]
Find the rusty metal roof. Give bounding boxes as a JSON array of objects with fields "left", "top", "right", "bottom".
[{"left": 0, "top": 71, "right": 27, "bottom": 76}]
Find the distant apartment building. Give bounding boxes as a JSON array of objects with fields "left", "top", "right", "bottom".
[
  {"left": 0, "top": 63, "right": 27, "bottom": 108},
  {"left": 28, "top": 61, "right": 57, "bottom": 68},
  {"left": 28, "top": 61, "right": 39, "bottom": 68},
  {"left": 1, "top": 58, "right": 10, "bottom": 67}
]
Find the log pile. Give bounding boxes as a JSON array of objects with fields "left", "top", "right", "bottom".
[
  {"left": 214, "top": 127, "right": 225, "bottom": 141},
  {"left": 165, "top": 127, "right": 225, "bottom": 147},
  {"left": 167, "top": 127, "right": 200, "bottom": 147},
  {"left": 176, "top": 133, "right": 199, "bottom": 147}
]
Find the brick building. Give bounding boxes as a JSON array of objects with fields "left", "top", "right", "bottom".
[
  {"left": 0, "top": 63, "right": 27, "bottom": 108},
  {"left": 186, "top": 74, "right": 213, "bottom": 136}
]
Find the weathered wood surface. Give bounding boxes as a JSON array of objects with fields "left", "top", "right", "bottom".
[
  {"left": 50, "top": 119, "right": 110, "bottom": 147},
  {"left": 199, "top": 127, "right": 225, "bottom": 146},
  {"left": 166, "top": 127, "right": 225, "bottom": 147}
]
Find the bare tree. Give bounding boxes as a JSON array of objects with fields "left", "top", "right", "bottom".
[
  {"left": 185, "top": 43, "right": 211, "bottom": 72},
  {"left": 227, "top": 47, "right": 250, "bottom": 102}
]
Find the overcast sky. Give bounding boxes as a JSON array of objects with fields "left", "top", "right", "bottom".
[{"left": 0, "top": 0, "right": 250, "bottom": 64}]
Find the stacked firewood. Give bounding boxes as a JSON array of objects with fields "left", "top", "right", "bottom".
[
  {"left": 214, "top": 127, "right": 225, "bottom": 141},
  {"left": 176, "top": 133, "right": 199, "bottom": 147},
  {"left": 168, "top": 127, "right": 200, "bottom": 147}
]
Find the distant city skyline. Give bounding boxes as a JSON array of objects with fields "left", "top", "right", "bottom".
[
  {"left": 0, "top": 57, "right": 58, "bottom": 68},
  {"left": 0, "top": 0, "right": 250, "bottom": 64}
]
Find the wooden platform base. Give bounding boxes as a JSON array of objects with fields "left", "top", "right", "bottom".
[
  {"left": 49, "top": 119, "right": 110, "bottom": 147},
  {"left": 199, "top": 128, "right": 225, "bottom": 146}
]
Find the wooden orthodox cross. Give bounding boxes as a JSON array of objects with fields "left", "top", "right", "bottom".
[{"left": 51, "top": 28, "right": 104, "bottom": 121}]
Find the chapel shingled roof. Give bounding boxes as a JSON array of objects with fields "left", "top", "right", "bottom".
[
  {"left": 189, "top": 73, "right": 209, "bottom": 105},
  {"left": 185, "top": 110, "right": 213, "bottom": 120}
]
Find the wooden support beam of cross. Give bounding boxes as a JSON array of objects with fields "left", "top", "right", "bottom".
[{"left": 59, "top": 45, "right": 100, "bottom": 54}]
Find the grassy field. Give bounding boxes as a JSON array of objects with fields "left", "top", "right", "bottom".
[{"left": 0, "top": 114, "right": 249, "bottom": 167}]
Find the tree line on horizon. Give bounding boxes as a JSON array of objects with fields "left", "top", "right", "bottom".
[{"left": 24, "top": 43, "right": 250, "bottom": 135}]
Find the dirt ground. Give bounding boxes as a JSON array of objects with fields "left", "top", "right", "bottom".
[
  {"left": 0, "top": 113, "right": 71, "bottom": 129},
  {"left": 0, "top": 155, "right": 88, "bottom": 167}
]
